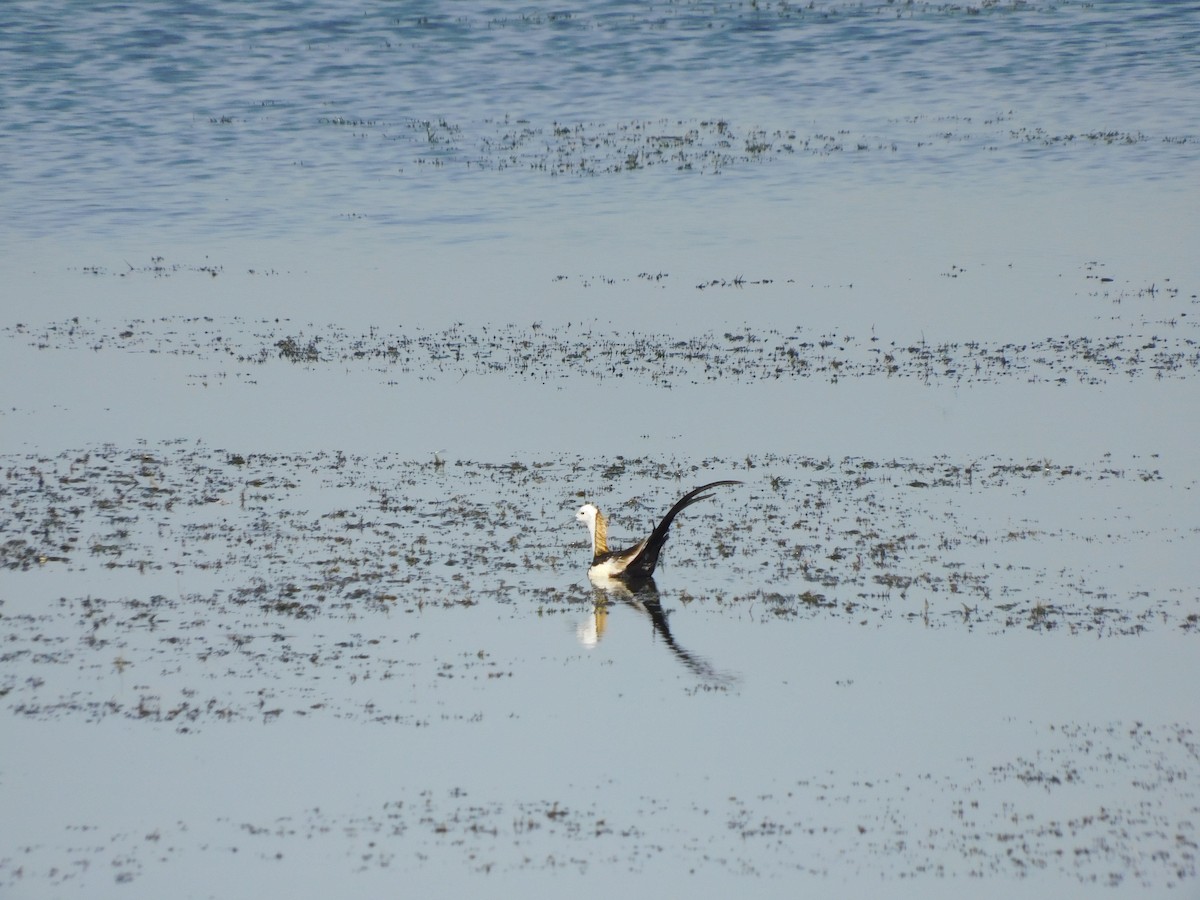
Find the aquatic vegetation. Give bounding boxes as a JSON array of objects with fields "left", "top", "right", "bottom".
[
  {"left": 8, "top": 313, "right": 1199, "bottom": 386},
  {"left": 3, "top": 436, "right": 1194, "bottom": 888},
  {"left": 1, "top": 441, "right": 1190, "bottom": 725}
]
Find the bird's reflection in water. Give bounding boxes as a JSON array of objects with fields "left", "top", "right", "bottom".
[{"left": 577, "top": 575, "right": 736, "bottom": 686}]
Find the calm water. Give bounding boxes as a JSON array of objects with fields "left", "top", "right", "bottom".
[
  {"left": 2, "top": 0, "right": 1198, "bottom": 244},
  {"left": 2, "top": 1, "right": 1199, "bottom": 897}
]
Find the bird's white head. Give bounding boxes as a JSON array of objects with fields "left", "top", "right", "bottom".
[
  {"left": 575, "top": 502, "right": 607, "bottom": 555},
  {"left": 575, "top": 503, "right": 598, "bottom": 527}
]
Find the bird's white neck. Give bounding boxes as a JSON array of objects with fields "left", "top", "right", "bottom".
[{"left": 577, "top": 504, "right": 609, "bottom": 556}]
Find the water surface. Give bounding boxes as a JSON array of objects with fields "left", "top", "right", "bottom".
[{"left": 1, "top": 1, "right": 1198, "bottom": 896}]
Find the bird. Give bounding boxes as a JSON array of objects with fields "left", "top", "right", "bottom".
[{"left": 575, "top": 481, "right": 741, "bottom": 584}]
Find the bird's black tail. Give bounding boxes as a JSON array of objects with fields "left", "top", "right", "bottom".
[{"left": 624, "top": 480, "right": 741, "bottom": 581}]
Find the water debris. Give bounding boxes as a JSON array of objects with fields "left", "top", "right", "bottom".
[
  {"left": 8, "top": 316, "right": 1198, "bottom": 387},
  {"left": 76, "top": 257, "right": 223, "bottom": 278},
  {"left": 251, "top": 108, "right": 1197, "bottom": 180},
  {"left": 275, "top": 336, "right": 321, "bottom": 363},
  {"left": 4, "top": 719, "right": 1193, "bottom": 886}
]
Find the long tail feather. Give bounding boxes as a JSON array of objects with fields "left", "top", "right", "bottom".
[{"left": 624, "top": 480, "right": 741, "bottom": 580}]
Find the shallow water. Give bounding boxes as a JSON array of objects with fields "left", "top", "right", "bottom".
[{"left": 2, "top": 0, "right": 1199, "bottom": 896}]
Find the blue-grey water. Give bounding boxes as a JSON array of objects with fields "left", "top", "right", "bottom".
[
  {"left": 2, "top": 2, "right": 1198, "bottom": 897},
  {"left": 3, "top": 0, "right": 1198, "bottom": 244}
]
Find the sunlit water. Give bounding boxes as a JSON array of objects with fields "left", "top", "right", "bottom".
[
  {"left": 3, "top": 0, "right": 1198, "bottom": 244},
  {"left": 2, "top": 1, "right": 1198, "bottom": 897}
]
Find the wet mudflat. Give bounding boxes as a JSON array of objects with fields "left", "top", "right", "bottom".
[
  {"left": 2, "top": 239, "right": 1199, "bottom": 900},
  {"left": 4, "top": 245, "right": 1200, "bottom": 900},
  {"left": 2, "top": 352, "right": 1197, "bottom": 895}
]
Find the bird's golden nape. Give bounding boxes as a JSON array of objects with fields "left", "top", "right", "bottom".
[
  {"left": 593, "top": 508, "right": 608, "bottom": 555},
  {"left": 576, "top": 480, "right": 741, "bottom": 584}
]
